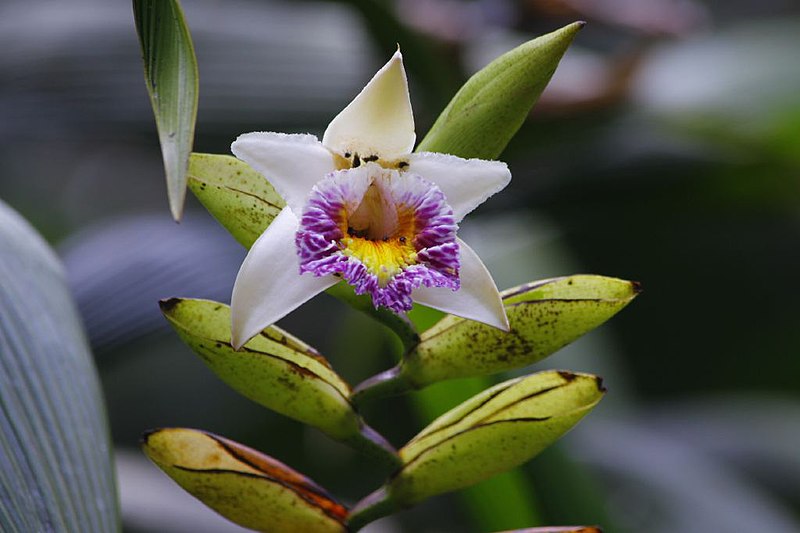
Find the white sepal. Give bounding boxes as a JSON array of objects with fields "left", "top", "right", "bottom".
[
  {"left": 407, "top": 152, "right": 511, "bottom": 223},
  {"left": 412, "top": 238, "right": 509, "bottom": 331},
  {"left": 230, "top": 207, "right": 339, "bottom": 349},
  {"left": 231, "top": 132, "right": 335, "bottom": 215},
  {"left": 322, "top": 50, "right": 415, "bottom": 160}
]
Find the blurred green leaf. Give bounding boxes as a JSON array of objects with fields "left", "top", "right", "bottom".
[
  {"left": 134, "top": 0, "right": 199, "bottom": 221},
  {"left": 142, "top": 428, "right": 348, "bottom": 533},
  {"left": 0, "top": 200, "right": 119, "bottom": 532},
  {"left": 160, "top": 298, "right": 399, "bottom": 466},
  {"left": 417, "top": 22, "right": 585, "bottom": 160},
  {"left": 188, "top": 153, "right": 285, "bottom": 249}
]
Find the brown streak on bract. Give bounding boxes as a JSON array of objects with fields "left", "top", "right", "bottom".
[{"left": 206, "top": 434, "right": 349, "bottom": 522}]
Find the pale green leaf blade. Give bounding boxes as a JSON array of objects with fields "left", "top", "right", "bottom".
[
  {"left": 416, "top": 22, "right": 585, "bottom": 160},
  {"left": 134, "top": 0, "right": 199, "bottom": 221},
  {"left": 160, "top": 298, "right": 353, "bottom": 436},
  {"left": 142, "top": 428, "right": 348, "bottom": 533},
  {"left": 392, "top": 370, "right": 604, "bottom": 505},
  {"left": 160, "top": 298, "right": 399, "bottom": 466},
  {"left": 401, "top": 275, "right": 639, "bottom": 388},
  {"left": 0, "top": 200, "right": 120, "bottom": 532},
  {"left": 187, "top": 153, "right": 285, "bottom": 249}
]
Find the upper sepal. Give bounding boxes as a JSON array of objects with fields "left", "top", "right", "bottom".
[
  {"left": 142, "top": 428, "right": 348, "bottom": 533},
  {"left": 323, "top": 49, "right": 415, "bottom": 159}
]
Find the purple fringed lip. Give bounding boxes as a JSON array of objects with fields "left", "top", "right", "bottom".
[{"left": 295, "top": 164, "right": 460, "bottom": 312}]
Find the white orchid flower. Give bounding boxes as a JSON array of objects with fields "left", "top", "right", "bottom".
[{"left": 230, "top": 50, "right": 511, "bottom": 349}]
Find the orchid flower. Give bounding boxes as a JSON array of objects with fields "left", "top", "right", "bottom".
[{"left": 230, "top": 50, "right": 512, "bottom": 349}]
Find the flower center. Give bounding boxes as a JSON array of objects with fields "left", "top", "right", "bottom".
[{"left": 295, "top": 163, "right": 460, "bottom": 313}]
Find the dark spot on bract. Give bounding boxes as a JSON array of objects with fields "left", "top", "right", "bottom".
[
  {"left": 363, "top": 155, "right": 378, "bottom": 162},
  {"left": 352, "top": 154, "right": 361, "bottom": 167},
  {"left": 595, "top": 375, "right": 607, "bottom": 392},
  {"left": 159, "top": 298, "right": 181, "bottom": 313}
]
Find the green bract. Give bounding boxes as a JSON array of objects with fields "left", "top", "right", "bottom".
[
  {"left": 391, "top": 370, "right": 604, "bottom": 504},
  {"left": 187, "top": 153, "right": 285, "bottom": 249},
  {"left": 402, "top": 275, "right": 640, "bottom": 387},
  {"left": 133, "top": 0, "right": 198, "bottom": 221},
  {"left": 142, "top": 428, "right": 348, "bottom": 533},
  {"left": 417, "top": 22, "right": 585, "bottom": 160},
  {"left": 159, "top": 298, "right": 399, "bottom": 466}
]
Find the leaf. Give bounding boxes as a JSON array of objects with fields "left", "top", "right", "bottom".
[
  {"left": 416, "top": 21, "right": 585, "bottom": 160},
  {"left": 133, "top": 0, "right": 199, "bottom": 221},
  {"left": 142, "top": 428, "right": 347, "bottom": 533},
  {"left": 160, "top": 298, "right": 399, "bottom": 466},
  {"left": 349, "top": 371, "right": 604, "bottom": 525},
  {"left": 393, "top": 370, "right": 604, "bottom": 505},
  {"left": 400, "top": 275, "right": 639, "bottom": 388},
  {"left": 187, "top": 153, "right": 285, "bottom": 249},
  {"left": 0, "top": 200, "right": 119, "bottom": 532}
]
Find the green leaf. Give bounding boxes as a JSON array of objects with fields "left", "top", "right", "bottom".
[
  {"left": 400, "top": 275, "right": 639, "bottom": 388},
  {"left": 160, "top": 297, "right": 399, "bottom": 467},
  {"left": 134, "top": 0, "right": 199, "bottom": 221},
  {"left": 142, "top": 428, "right": 348, "bottom": 533},
  {"left": 187, "top": 153, "right": 285, "bottom": 249},
  {"left": 349, "top": 371, "right": 604, "bottom": 527},
  {"left": 394, "top": 370, "right": 603, "bottom": 505},
  {"left": 0, "top": 200, "right": 119, "bottom": 532},
  {"left": 416, "top": 22, "right": 585, "bottom": 160}
]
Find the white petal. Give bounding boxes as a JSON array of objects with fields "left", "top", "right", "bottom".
[
  {"left": 412, "top": 238, "right": 509, "bottom": 331},
  {"left": 230, "top": 207, "right": 339, "bottom": 348},
  {"left": 322, "top": 50, "right": 415, "bottom": 159},
  {"left": 231, "top": 132, "right": 335, "bottom": 214},
  {"left": 407, "top": 152, "right": 511, "bottom": 223}
]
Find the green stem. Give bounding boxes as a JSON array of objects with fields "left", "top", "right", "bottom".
[
  {"left": 351, "top": 365, "right": 414, "bottom": 408},
  {"left": 342, "top": 422, "right": 403, "bottom": 471},
  {"left": 347, "top": 487, "right": 398, "bottom": 532},
  {"left": 326, "top": 283, "right": 420, "bottom": 352}
]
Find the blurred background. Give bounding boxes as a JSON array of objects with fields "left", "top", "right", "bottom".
[{"left": 1, "top": 0, "right": 799, "bottom": 531}]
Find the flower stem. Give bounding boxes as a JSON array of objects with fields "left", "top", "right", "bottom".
[
  {"left": 342, "top": 422, "right": 402, "bottom": 471},
  {"left": 347, "top": 487, "right": 398, "bottom": 532},
  {"left": 325, "top": 283, "right": 420, "bottom": 351},
  {"left": 351, "top": 365, "right": 414, "bottom": 408}
]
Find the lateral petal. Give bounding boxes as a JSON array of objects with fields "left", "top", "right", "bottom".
[
  {"left": 412, "top": 238, "right": 509, "bottom": 331},
  {"left": 322, "top": 50, "right": 415, "bottom": 160},
  {"left": 231, "top": 132, "right": 335, "bottom": 214},
  {"left": 407, "top": 152, "right": 511, "bottom": 223},
  {"left": 231, "top": 207, "right": 339, "bottom": 349}
]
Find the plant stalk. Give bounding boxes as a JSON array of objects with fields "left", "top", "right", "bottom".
[
  {"left": 351, "top": 365, "right": 414, "bottom": 408},
  {"left": 347, "top": 487, "right": 398, "bottom": 532}
]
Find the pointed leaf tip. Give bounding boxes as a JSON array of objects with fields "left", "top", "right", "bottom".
[
  {"left": 134, "top": 0, "right": 199, "bottom": 221},
  {"left": 417, "top": 21, "right": 585, "bottom": 160}
]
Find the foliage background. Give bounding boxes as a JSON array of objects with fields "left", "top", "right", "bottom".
[{"left": 1, "top": 0, "right": 798, "bottom": 531}]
